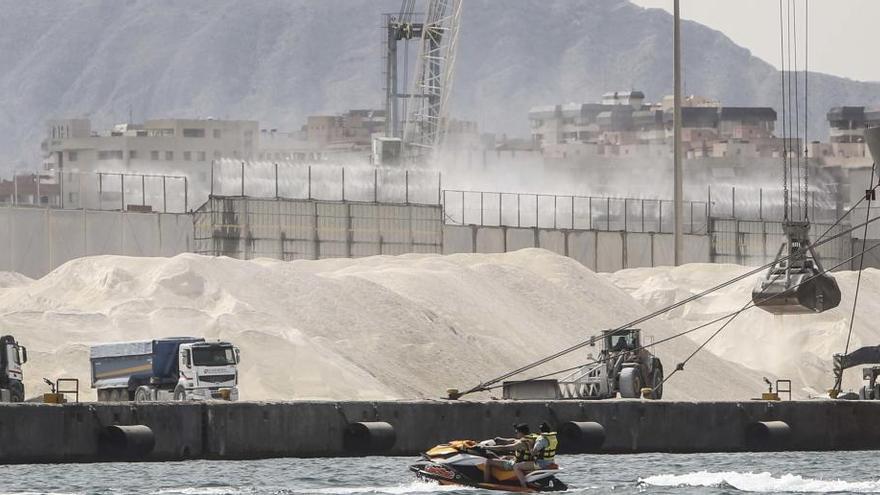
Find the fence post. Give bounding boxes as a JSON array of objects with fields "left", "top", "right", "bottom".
[
  {"left": 606, "top": 197, "right": 610, "bottom": 231},
  {"left": 163, "top": 176, "right": 167, "bottom": 213},
  {"left": 623, "top": 199, "right": 627, "bottom": 231},
  {"left": 437, "top": 172, "right": 442, "bottom": 205},
  {"left": 690, "top": 201, "right": 694, "bottom": 234},
  {"left": 462, "top": 190, "right": 465, "bottom": 224},
  {"left": 405, "top": 170, "right": 409, "bottom": 204},
  {"left": 120, "top": 174, "right": 125, "bottom": 211},
  {"left": 731, "top": 186, "right": 736, "bottom": 218},
  {"left": 498, "top": 193, "right": 502, "bottom": 226},
  {"left": 641, "top": 199, "right": 645, "bottom": 232},
  {"left": 659, "top": 200, "right": 663, "bottom": 233},
  {"left": 759, "top": 187, "right": 763, "bottom": 220},
  {"left": 308, "top": 166, "right": 312, "bottom": 200},
  {"left": 571, "top": 196, "right": 575, "bottom": 229},
  {"left": 517, "top": 194, "right": 521, "bottom": 228},
  {"left": 35, "top": 174, "right": 39, "bottom": 206},
  {"left": 274, "top": 163, "right": 279, "bottom": 199},
  {"left": 707, "top": 185, "right": 712, "bottom": 218},
  {"left": 589, "top": 197, "right": 593, "bottom": 230},
  {"left": 480, "top": 192, "right": 484, "bottom": 225},
  {"left": 341, "top": 167, "right": 345, "bottom": 201},
  {"left": 184, "top": 177, "right": 188, "bottom": 212},
  {"left": 240, "top": 162, "right": 245, "bottom": 196},
  {"left": 553, "top": 195, "right": 557, "bottom": 229},
  {"left": 59, "top": 169, "right": 64, "bottom": 208},
  {"left": 374, "top": 168, "right": 378, "bottom": 203}
]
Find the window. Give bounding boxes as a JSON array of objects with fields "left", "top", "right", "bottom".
[
  {"left": 197, "top": 151, "right": 206, "bottom": 161},
  {"left": 147, "top": 128, "right": 174, "bottom": 137},
  {"left": 165, "top": 151, "right": 174, "bottom": 161},
  {"left": 68, "top": 151, "right": 78, "bottom": 162},
  {"left": 183, "top": 151, "right": 192, "bottom": 161},
  {"left": 150, "top": 150, "right": 159, "bottom": 161},
  {"left": 129, "top": 150, "right": 137, "bottom": 159},
  {"left": 182, "top": 128, "right": 206, "bottom": 138},
  {"left": 213, "top": 129, "right": 221, "bottom": 139},
  {"left": 98, "top": 150, "right": 123, "bottom": 160}
]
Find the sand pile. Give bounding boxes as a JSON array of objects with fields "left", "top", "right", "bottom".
[
  {"left": 0, "top": 249, "right": 764, "bottom": 401},
  {"left": 607, "top": 264, "right": 880, "bottom": 398}
]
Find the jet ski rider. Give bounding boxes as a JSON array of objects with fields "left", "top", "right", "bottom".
[
  {"left": 483, "top": 423, "right": 538, "bottom": 489},
  {"left": 533, "top": 422, "right": 558, "bottom": 469}
]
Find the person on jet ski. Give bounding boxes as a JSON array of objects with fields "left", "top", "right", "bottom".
[
  {"left": 533, "top": 422, "right": 559, "bottom": 469},
  {"left": 483, "top": 423, "right": 538, "bottom": 489}
]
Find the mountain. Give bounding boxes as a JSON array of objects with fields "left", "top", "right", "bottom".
[{"left": 1, "top": 0, "right": 879, "bottom": 170}]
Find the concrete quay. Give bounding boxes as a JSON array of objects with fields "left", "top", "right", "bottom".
[{"left": 0, "top": 399, "right": 877, "bottom": 463}]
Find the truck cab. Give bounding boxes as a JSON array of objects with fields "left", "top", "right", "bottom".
[
  {"left": 176, "top": 341, "right": 240, "bottom": 401},
  {"left": 0, "top": 335, "right": 27, "bottom": 402}
]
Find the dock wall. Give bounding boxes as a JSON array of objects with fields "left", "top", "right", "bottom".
[{"left": 1, "top": 399, "right": 879, "bottom": 463}]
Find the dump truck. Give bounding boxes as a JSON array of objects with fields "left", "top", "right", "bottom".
[
  {"left": 0, "top": 335, "right": 27, "bottom": 402},
  {"left": 502, "top": 329, "right": 663, "bottom": 400},
  {"left": 90, "top": 337, "right": 240, "bottom": 402}
]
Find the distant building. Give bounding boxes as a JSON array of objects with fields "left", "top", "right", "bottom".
[
  {"left": 42, "top": 118, "right": 259, "bottom": 178},
  {"left": 0, "top": 173, "right": 60, "bottom": 206},
  {"left": 529, "top": 91, "right": 778, "bottom": 159}
]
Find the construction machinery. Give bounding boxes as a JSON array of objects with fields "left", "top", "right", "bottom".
[
  {"left": 752, "top": 220, "right": 841, "bottom": 314},
  {"left": 379, "top": 0, "right": 462, "bottom": 166},
  {"left": 0, "top": 335, "right": 27, "bottom": 402},
  {"left": 502, "top": 329, "right": 663, "bottom": 400},
  {"left": 831, "top": 345, "right": 880, "bottom": 400}
]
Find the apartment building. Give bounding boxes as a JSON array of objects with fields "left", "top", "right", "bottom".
[{"left": 43, "top": 118, "right": 259, "bottom": 178}]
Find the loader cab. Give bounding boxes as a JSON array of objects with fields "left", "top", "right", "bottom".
[
  {"left": 604, "top": 329, "right": 640, "bottom": 352},
  {"left": 0, "top": 335, "right": 26, "bottom": 378}
]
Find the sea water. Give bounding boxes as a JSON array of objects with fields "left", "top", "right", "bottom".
[{"left": 0, "top": 451, "right": 877, "bottom": 494}]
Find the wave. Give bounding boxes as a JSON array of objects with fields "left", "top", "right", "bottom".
[
  {"left": 303, "top": 481, "right": 472, "bottom": 494},
  {"left": 640, "top": 471, "right": 880, "bottom": 493}
]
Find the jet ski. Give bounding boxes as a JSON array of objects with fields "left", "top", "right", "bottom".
[{"left": 410, "top": 440, "right": 568, "bottom": 492}]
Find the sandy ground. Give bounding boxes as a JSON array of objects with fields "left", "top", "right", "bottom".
[
  {"left": 0, "top": 249, "right": 811, "bottom": 402},
  {"left": 607, "top": 263, "right": 880, "bottom": 398}
]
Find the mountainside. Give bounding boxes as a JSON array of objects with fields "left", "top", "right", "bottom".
[{"left": 1, "top": 0, "right": 879, "bottom": 170}]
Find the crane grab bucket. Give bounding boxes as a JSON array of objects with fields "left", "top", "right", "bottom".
[{"left": 752, "top": 221, "right": 841, "bottom": 314}]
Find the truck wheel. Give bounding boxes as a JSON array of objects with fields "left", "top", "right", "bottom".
[
  {"left": 173, "top": 385, "right": 187, "bottom": 401},
  {"left": 619, "top": 367, "right": 641, "bottom": 398},
  {"left": 134, "top": 386, "right": 151, "bottom": 402},
  {"left": 10, "top": 383, "right": 23, "bottom": 402}
]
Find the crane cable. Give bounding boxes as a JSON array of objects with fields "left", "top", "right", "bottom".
[
  {"left": 779, "top": 0, "right": 789, "bottom": 220},
  {"left": 833, "top": 162, "right": 877, "bottom": 393},
  {"left": 472, "top": 236, "right": 880, "bottom": 394},
  {"left": 455, "top": 190, "right": 876, "bottom": 397}
]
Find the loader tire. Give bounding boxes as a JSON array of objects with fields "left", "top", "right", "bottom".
[
  {"left": 173, "top": 384, "right": 187, "bottom": 401},
  {"left": 134, "top": 386, "right": 151, "bottom": 402},
  {"left": 649, "top": 362, "right": 664, "bottom": 400},
  {"left": 619, "top": 367, "right": 641, "bottom": 398}
]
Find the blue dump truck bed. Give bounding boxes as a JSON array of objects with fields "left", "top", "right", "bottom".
[{"left": 90, "top": 337, "right": 204, "bottom": 389}]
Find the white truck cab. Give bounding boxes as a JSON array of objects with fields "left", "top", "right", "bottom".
[{"left": 175, "top": 341, "right": 241, "bottom": 401}]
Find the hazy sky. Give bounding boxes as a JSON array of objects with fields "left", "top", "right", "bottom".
[{"left": 631, "top": 0, "right": 880, "bottom": 82}]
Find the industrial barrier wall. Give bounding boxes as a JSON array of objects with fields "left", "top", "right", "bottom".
[
  {"left": 0, "top": 206, "right": 193, "bottom": 278},
  {"left": 2, "top": 400, "right": 880, "bottom": 463},
  {"left": 192, "top": 196, "right": 443, "bottom": 259},
  {"left": 442, "top": 225, "right": 710, "bottom": 271}
]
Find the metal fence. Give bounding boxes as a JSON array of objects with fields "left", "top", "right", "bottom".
[
  {"left": 193, "top": 196, "right": 442, "bottom": 260},
  {"left": 709, "top": 218, "right": 851, "bottom": 270},
  {"left": 209, "top": 160, "right": 441, "bottom": 206},
  {"left": 441, "top": 190, "right": 710, "bottom": 234}
]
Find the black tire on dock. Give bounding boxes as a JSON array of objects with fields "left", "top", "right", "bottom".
[
  {"left": 343, "top": 421, "right": 396, "bottom": 453},
  {"left": 558, "top": 421, "right": 605, "bottom": 453}
]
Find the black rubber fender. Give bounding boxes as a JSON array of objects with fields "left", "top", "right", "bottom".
[
  {"left": 558, "top": 421, "right": 605, "bottom": 453},
  {"left": 98, "top": 425, "right": 156, "bottom": 459},
  {"left": 745, "top": 420, "right": 791, "bottom": 450},
  {"left": 343, "top": 421, "right": 396, "bottom": 453}
]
